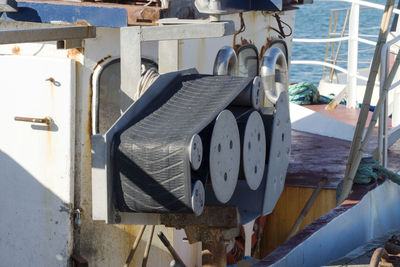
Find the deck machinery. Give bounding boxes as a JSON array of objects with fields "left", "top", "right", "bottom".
[{"left": 0, "top": 0, "right": 308, "bottom": 265}]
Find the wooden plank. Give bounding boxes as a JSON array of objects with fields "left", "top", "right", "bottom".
[{"left": 260, "top": 186, "right": 336, "bottom": 257}]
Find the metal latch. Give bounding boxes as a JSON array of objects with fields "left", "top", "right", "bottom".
[{"left": 14, "top": 116, "right": 52, "bottom": 126}]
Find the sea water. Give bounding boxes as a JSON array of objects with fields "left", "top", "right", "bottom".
[{"left": 290, "top": 0, "right": 391, "bottom": 86}]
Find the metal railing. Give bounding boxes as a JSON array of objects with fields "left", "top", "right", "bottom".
[
  {"left": 291, "top": 0, "right": 400, "bottom": 167},
  {"left": 379, "top": 35, "right": 400, "bottom": 167}
]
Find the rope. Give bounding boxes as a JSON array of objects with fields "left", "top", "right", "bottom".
[
  {"left": 337, "top": 156, "right": 400, "bottom": 201},
  {"left": 135, "top": 66, "right": 159, "bottom": 100},
  {"left": 288, "top": 81, "right": 320, "bottom": 105}
]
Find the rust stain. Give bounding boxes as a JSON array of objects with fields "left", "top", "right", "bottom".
[
  {"left": 11, "top": 45, "right": 20, "bottom": 55},
  {"left": 234, "top": 37, "right": 254, "bottom": 53},
  {"left": 240, "top": 37, "right": 252, "bottom": 46},
  {"left": 95, "top": 55, "right": 112, "bottom": 68},
  {"left": 87, "top": 55, "right": 112, "bottom": 138},
  {"left": 325, "top": 100, "right": 339, "bottom": 111},
  {"left": 47, "top": 77, "right": 55, "bottom": 100},
  {"left": 67, "top": 48, "right": 84, "bottom": 63},
  {"left": 88, "top": 72, "right": 93, "bottom": 139},
  {"left": 74, "top": 20, "right": 91, "bottom": 26},
  {"left": 259, "top": 38, "right": 273, "bottom": 60},
  {"left": 17, "top": 0, "right": 162, "bottom": 25}
]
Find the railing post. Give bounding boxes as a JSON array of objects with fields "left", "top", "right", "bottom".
[
  {"left": 379, "top": 44, "right": 390, "bottom": 166},
  {"left": 347, "top": 2, "right": 360, "bottom": 109}
]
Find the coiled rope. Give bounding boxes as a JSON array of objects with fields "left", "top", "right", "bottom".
[
  {"left": 288, "top": 81, "right": 320, "bottom": 105},
  {"left": 336, "top": 156, "right": 400, "bottom": 201},
  {"left": 135, "top": 66, "right": 159, "bottom": 100}
]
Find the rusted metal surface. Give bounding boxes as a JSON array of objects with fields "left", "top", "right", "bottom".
[
  {"left": 18, "top": 0, "right": 161, "bottom": 25},
  {"left": 160, "top": 206, "right": 239, "bottom": 229},
  {"left": 201, "top": 229, "right": 228, "bottom": 267},
  {"left": 125, "top": 5, "right": 161, "bottom": 25},
  {"left": 161, "top": 206, "right": 240, "bottom": 266}
]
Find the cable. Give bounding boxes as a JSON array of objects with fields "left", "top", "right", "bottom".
[{"left": 270, "top": 14, "right": 293, "bottom": 39}]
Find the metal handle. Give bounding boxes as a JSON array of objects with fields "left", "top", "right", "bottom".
[{"left": 14, "top": 116, "right": 52, "bottom": 125}]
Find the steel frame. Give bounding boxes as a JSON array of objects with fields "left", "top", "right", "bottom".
[{"left": 0, "top": 20, "right": 95, "bottom": 44}]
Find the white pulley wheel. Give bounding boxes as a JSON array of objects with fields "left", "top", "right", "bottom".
[
  {"left": 191, "top": 180, "right": 205, "bottom": 216},
  {"left": 243, "top": 111, "right": 266, "bottom": 190},
  {"left": 209, "top": 110, "right": 240, "bottom": 203},
  {"left": 188, "top": 134, "right": 203, "bottom": 171},
  {"left": 252, "top": 77, "right": 263, "bottom": 110}
]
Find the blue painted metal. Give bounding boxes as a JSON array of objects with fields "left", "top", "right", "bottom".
[
  {"left": 222, "top": 0, "right": 282, "bottom": 11},
  {"left": 1, "top": 1, "right": 127, "bottom": 28}
]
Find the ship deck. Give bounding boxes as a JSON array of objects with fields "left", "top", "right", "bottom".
[{"left": 287, "top": 104, "right": 400, "bottom": 191}]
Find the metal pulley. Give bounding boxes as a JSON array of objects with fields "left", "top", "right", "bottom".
[
  {"left": 261, "top": 47, "right": 288, "bottom": 105},
  {"left": 209, "top": 109, "right": 241, "bottom": 203},
  {"left": 213, "top": 46, "right": 238, "bottom": 76}
]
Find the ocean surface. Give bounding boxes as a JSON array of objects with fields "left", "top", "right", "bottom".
[{"left": 290, "top": 0, "right": 391, "bottom": 85}]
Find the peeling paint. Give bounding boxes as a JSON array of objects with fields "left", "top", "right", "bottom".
[{"left": 67, "top": 48, "right": 84, "bottom": 63}]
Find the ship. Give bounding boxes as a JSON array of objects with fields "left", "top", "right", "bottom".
[{"left": 1, "top": 0, "right": 400, "bottom": 266}]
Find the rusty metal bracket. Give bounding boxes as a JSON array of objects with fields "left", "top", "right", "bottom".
[
  {"left": 161, "top": 206, "right": 241, "bottom": 267},
  {"left": 161, "top": 205, "right": 241, "bottom": 245},
  {"left": 14, "top": 116, "right": 52, "bottom": 126}
]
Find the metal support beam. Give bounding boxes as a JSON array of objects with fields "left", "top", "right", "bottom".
[
  {"left": 159, "top": 40, "right": 179, "bottom": 74},
  {"left": 120, "top": 26, "right": 141, "bottom": 112},
  {"left": 119, "top": 21, "right": 235, "bottom": 111},
  {"left": 140, "top": 21, "right": 234, "bottom": 41},
  {"left": 347, "top": 2, "right": 360, "bottom": 108},
  {"left": 0, "top": 20, "right": 95, "bottom": 44}
]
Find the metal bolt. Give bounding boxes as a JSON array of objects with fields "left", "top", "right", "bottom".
[
  {"left": 14, "top": 116, "right": 52, "bottom": 126},
  {"left": 74, "top": 209, "right": 81, "bottom": 229}
]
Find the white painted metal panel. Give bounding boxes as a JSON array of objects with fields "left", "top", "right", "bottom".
[
  {"left": 271, "top": 181, "right": 400, "bottom": 267},
  {"left": 0, "top": 56, "right": 75, "bottom": 266}
]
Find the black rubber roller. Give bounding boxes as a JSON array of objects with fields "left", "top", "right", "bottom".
[{"left": 114, "top": 72, "right": 253, "bottom": 214}]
